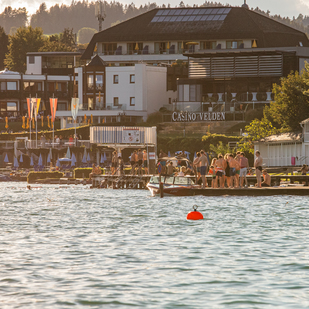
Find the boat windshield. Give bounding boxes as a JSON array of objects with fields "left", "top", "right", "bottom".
[
  {"left": 149, "top": 176, "right": 160, "bottom": 184},
  {"left": 165, "top": 176, "right": 174, "bottom": 184},
  {"left": 174, "top": 176, "right": 194, "bottom": 185}
]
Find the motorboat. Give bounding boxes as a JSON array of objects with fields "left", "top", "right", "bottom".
[{"left": 147, "top": 175, "right": 200, "bottom": 196}]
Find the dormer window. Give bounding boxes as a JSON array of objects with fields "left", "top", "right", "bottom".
[{"left": 226, "top": 40, "right": 243, "bottom": 49}]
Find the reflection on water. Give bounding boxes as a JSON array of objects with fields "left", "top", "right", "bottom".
[{"left": 0, "top": 183, "right": 309, "bottom": 308}]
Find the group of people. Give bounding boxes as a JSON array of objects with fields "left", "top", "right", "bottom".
[
  {"left": 161, "top": 149, "right": 271, "bottom": 189},
  {"left": 129, "top": 149, "right": 148, "bottom": 175}
]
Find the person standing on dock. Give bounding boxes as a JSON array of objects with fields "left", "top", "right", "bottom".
[
  {"left": 239, "top": 152, "right": 249, "bottom": 188},
  {"left": 111, "top": 151, "right": 118, "bottom": 175},
  {"left": 254, "top": 150, "right": 263, "bottom": 188},
  {"left": 137, "top": 149, "right": 143, "bottom": 175},
  {"left": 196, "top": 150, "right": 209, "bottom": 189},
  {"left": 143, "top": 150, "right": 148, "bottom": 175}
]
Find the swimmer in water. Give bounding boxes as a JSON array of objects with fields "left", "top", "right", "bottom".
[{"left": 27, "top": 185, "right": 31, "bottom": 190}]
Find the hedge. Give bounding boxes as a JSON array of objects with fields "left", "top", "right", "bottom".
[
  {"left": 74, "top": 167, "right": 105, "bottom": 178},
  {"left": 27, "top": 171, "right": 64, "bottom": 183}
]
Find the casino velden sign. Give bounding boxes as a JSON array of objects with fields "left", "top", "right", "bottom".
[{"left": 172, "top": 111, "right": 225, "bottom": 122}]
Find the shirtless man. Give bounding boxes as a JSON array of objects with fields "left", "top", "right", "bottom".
[
  {"left": 193, "top": 152, "right": 201, "bottom": 184},
  {"left": 111, "top": 151, "right": 118, "bottom": 175},
  {"left": 239, "top": 152, "right": 249, "bottom": 188},
  {"left": 215, "top": 154, "right": 226, "bottom": 188},
  {"left": 254, "top": 150, "right": 263, "bottom": 188},
  {"left": 143, "top": 150, "right": 148, "bottom": 175},
  {"left": 196, "top": 150, "right": 209, "bottom": 189},
  {"left": 228, "top": 154, "right": 239, "bottom": 188},
  {"left": 261, "top": 170, "right": 271, "bottom": 187},
  {"left": 137, "top": 149, "right": 143, "bottom": 175}
]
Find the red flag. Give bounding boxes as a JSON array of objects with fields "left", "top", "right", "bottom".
[
  {"left": 50, "top": 98, "right": 58, "bottom": 122},
  {"left": 27, "top": 98, "right": 31, "bottom": 119}
]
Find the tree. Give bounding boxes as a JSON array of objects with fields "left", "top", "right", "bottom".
[
  {"left": 0, "top": 26, "right": 9, "bottom": 70},
  {"left": 264, "top": 65, "right": 309, "bottom": 131},
  {"left": 237, "top": 118, "right": 278, "bottom": 154},
  {"left": 77, "top": 27, "right": 97, "bottom": 44},
  {"left": 4, "top": 26, "right": 45, "bottom": 73}
]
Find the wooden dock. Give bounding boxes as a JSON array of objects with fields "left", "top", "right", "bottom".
[
  {"left": 93, "top": 175, "right": 151, "bottom": 189},
  {"left": 185, "top": 186, "right": 309, "bottom": 196},
  {"left": 92, "top": 174, "right": 309, "bottom": 190}
]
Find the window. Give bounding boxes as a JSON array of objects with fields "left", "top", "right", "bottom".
[
  {"left": 226, "top": 40, "right": 243, "bottom": 49},
  {"left": 200, "top": 41, "right": 216, "bottom": 50},
  {"left": 0, "top": 82, "right": 6, "bottom": 91},
  {"left": 102, "top": 43, "right": 117, "bottom": 55},
  {"left": 29, "top": 56, "right": 35, "bottom": 64},
  {"left": 130, "top": 97, "right": 135, "bottom": 106},
  {"left": 7, "top": 102, "right": 17, "bottom": 111},
  {"left": 113, "top": 75, "right": 119, "bottom": 84},
  {"left": 130, "top": 74, "right": 135, "bottom": 83},
  {"left": 113, "top": 97, "right": 119, "bottom": 106},
  {"left": 127, "top": 42, "right": 143, "bottom": 54}
]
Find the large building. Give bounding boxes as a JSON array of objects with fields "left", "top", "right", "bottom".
[
  {"left": 2, "top": 5, "right": 309, "bottom": 128},
  {"left": 82, "top": 5, "right": 309, "bottom": 121}
]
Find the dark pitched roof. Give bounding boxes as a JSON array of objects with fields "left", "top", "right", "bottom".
[
  {"left": 86, "top": 54, "right": 107, "bottom": 67},
  {"left": 82, "top": 7, "right": 309, "bottom": 59}
]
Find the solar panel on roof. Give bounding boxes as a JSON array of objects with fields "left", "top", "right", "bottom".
[
  {"left": 217, "top": 8, "right": 226, "bottom": 14},
  {"left": 162, "top": 10, "right": 170, "bottom": 15},
  {"left": 194, "top": 15, "right": 203, "bottom": 21},
  {"left": 150, "top": 7, "right": 230, "bottom": 22}
]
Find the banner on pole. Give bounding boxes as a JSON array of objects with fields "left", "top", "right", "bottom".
[
  {"left": 34, "top": 98, "right": 41, "bottom": 121},
  {"left": 50, "top": 98, "right": 58, "bottom": 122},
  {"left": 71, "top": 98, "right": 79, "bottom": 121}
]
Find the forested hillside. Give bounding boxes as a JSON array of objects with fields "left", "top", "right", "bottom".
[{"left": 0, "top": 1, "right": 309, "bottom": 38}]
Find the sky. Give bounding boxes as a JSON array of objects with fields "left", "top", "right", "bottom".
[{"left": 0, "top": 0, "right": 309, "bottom": 19}]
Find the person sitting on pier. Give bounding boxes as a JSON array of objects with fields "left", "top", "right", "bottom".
[
  {"left": 261, "top": 170, "right": 271, "bottom": 187},
  {"left": 89, "top": 163, "right": 96, "bottom": 180},
  {"left": 143, "top": 150, "right": 148, "bottom": 175},
  {"left": 111, "top": 151, "right": 118, "bottom": 175}
]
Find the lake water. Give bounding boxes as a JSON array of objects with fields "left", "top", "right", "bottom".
[{"left": 0, "top": 182, "right": 309, "bottom": 308}]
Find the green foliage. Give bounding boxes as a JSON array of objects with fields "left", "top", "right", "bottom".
[
  {"left": 209, "top": 141, "right": 234, "bottom": 156},
  {"left": 158, "top": 134, "right": 240, "bottom": 160},
  {"left": 5, "top": 26, "right": 45, "bottom": 73},
  {"left": 236, "top": 118, "right": 278, "bottom": 155},
  {"left": 0, "top": 26, "right": 8, "bottom": 70},
  {"left": 77, "top": 27, "right": 97, "bottom": 44},
  {"left": 146, "top": 112, "right": 163, "bottom": 125},
  {"left": 0, "top": 7, "right": 28, "bottom": 34},
  {"left": 27, "top": 171, "right": 64, "bottom": 183},
  {"left": 265, "top": 67, "right": 309, "bottom": 131}
]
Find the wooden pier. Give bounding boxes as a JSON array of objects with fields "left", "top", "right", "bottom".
[
  {"left": 93, "top": 174, "right": 309, "bottom": 190},
  {"left": 93, "top": 175, "right": 151, "bottom": 189}
]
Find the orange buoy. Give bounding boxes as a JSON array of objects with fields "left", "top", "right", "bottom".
[{"left": 187, "top": 205, "right": 203, "bottom": 220}]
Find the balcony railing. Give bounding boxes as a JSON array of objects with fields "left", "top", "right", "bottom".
[{"left": 26, "top": 139, "right": 90, "bottom": 149}]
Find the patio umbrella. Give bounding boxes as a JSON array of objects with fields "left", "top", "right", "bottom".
[
  {"left": 4, "top": 153, "right": 9, "bottom": 163},
  {"left": 82, "top": 148, "right": 87, "bottom": 163},
  {"left": 47, "top": 153, "right": 51, "bottom": 163},
  {"left": 38, "top": 153, "right": 43, "bottom": 167},
  {"left": 168, "top": 151, "right": 171, "bottom": 157},
  {"left": 56, "top": 159, "right": 61, "bottom": 168},
  {"left": 30, "top": 156, "right": 34, "bottom": 166},
  {"left": 87, "top": 152, "right": 91, "bottom": 162},
  {"left": 103, "top": 152, "right": 107, "bottom": 161},
  {"left": 66, "top": 147, "right": 71, "bottom": 159},
  {"left": 14, "top": 157, "right": 19, "bottom": 168},
  {"left": 71, "top": 153, "right": 76, "bottom": 167},
  {"left": 100, "top": 153, "right": 104, "bottom": 164},
  {"left": 19, "top": 153, "right": 23, "bottom": 163},
  {"left": 194, "top": 152, "right": 197, "bottom": 159}
]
